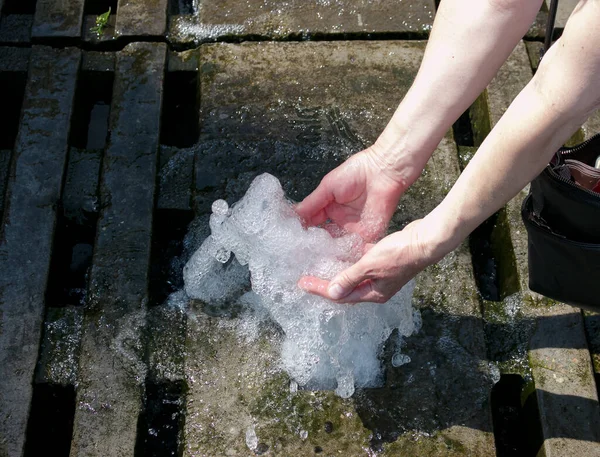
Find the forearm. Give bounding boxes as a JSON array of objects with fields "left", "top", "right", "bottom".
[
  {"left": 372, "top": 0, "right": 542, "bottom": 187},
  {"left": 426, "top": 0, "right": 600, "bottom": 253}
]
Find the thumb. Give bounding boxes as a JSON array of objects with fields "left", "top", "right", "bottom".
[
  {"left": 328, "top": 260, "right": 372, "bottom": 300},
  {"left": 295, "top": 181, "right": 333, "bottom": 226}
]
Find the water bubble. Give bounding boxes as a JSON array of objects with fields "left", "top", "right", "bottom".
[{"left": 184, "top": 174, "right": 418, "bottom": 397}]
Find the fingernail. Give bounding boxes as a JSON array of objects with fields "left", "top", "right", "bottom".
[{"left": 328, "top": 283, "right": 344, "bottom": 300}]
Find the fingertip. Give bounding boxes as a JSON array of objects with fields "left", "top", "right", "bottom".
[{"left": 297, "top": 276, "right": 330, "bottom": 298}]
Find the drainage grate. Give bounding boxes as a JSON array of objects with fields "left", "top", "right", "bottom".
[{"left": 0, "top": 2, "right": 599, "bottom": 456}]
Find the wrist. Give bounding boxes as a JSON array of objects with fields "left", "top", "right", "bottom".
[
  {"left": 420, "top": 206, "right": 466, "bottom": 261},
  {"left": 368, "top": 128, "right": 429, "bottom": 192}
]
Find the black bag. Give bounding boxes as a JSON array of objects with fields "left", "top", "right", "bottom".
[
  {"left": 521, "top": 0, "right": 600, "bottom": 311},
  {"left": 522, "top": 134, "right": 600, "bottom": 310}
]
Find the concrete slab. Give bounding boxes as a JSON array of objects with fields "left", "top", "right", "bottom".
[
  {"left": 34, "top": 307, "right": 83, "bottom": 385},
  {"left": 0, "top": 46, "right": 30, "bottom": 71},
  {"left": 62, "top": 148, "right": 102, "bottom": 222},
  {"left": 0, "top": 14, "right": 33, "bottom": 43},
  {"left": 69, "top": 42, "right": 166, "bottom": 457},
  {"left": 116, "top": 0, "right": 168, "bottom": 37},
  {"left": 582, "top": 109, "right": 600, "bottom": 140},
  {"left": 157, "top": 145, "right": 194, "bottom": 210},
  {"left": 470, "top": 41, "right": 600, "bottom": 456},
  {"left": 0, "top": 46, "right": 80, "bottom": 457},
  {"left": 525, "top": 9, "right": 548, "bottom": 40},
  {"left": 168, "top": 0, "right": 435, "bottom": 45},
  {"left": 82, "top": 51, "right": 116, "bottom": 72},
  {"left": 147, "top": 294, "right": 187, "bottom": 382},
  {"left": 525, "top": 41, "right": 543, "bottom": 74},
  {"left": 545, "top": 0, "right": 579, "bottom": 29},
  {"left": 0, "top": 150, "right": 9, "bottom": 219},
  {"left": 168, "top": 49, "right": 199, "bottom": 73},
  {"left": 32, "top": 0, "right": 85, "bottom": 37},
  {"left": 180, "top": 41, "right": 495, "bottom": 456}
]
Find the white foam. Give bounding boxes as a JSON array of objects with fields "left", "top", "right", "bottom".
[{"left": 183, "top": 173, "right": 417, "bottom": 398}]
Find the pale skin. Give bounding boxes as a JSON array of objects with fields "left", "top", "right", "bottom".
[{"left": 296, "top": 0, "right": 600, "bottom": 303}]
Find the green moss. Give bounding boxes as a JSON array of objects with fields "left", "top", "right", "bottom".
[
  {"left": 520, "top": 378, "right": 537, "bottom": 407},
  {"left": 457, "top": 146, "right": 477, "bottom": 171},
  {"left": 469, "top": 91, "right": 492, "bottom": 147},
  {"left": 246, "top": 374, "right": 373, "bottom": 454},
  {"left": 489, "top": 208, "right": 520, "bottom": 299},
  {"left": 382, "top": 430, "right": 473, "bottom": 456},
  {"left": 564, "top": 128, "right": 585, "bottom": 148}
]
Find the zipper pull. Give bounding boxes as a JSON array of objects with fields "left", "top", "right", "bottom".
[{"left": 595, "top": 155, "right": 600, "bottom": 169}]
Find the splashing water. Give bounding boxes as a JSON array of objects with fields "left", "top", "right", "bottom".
[{"left": 183, "top": 173, "right": 418, "bottom": 398}]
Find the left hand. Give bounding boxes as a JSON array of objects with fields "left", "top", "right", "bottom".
[{"left": 298, "top": 219, "right": 450, "bottom": 303}]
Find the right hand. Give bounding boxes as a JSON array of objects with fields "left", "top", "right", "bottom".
[{"left": 295, "top": 147, "right": 408, "bottom": 242}]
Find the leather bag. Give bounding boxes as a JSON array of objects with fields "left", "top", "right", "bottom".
[{"left": 522, "top": 0, "right": 600, "bottom": 310}]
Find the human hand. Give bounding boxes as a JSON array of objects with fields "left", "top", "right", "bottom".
[
  {"left": 295, "top": 147, "right": 408, "bottom": 242},
  {"left": 298, "top": 219, "right": 452, "bottom": 303}
]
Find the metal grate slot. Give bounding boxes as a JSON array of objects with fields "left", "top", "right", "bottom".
[
  {"left": 149, "top": 209, "right": 194, "bottom": 307},
  {"left": 160, "top": 71, "right": 199, "bottom": 148},
  {"left": 169, "top": 0, "right": 195, "bottom": 15},
  {"left": 45, "top": 212, "right": 97, "bottom": 307},
  {"left": 0, "top": 71, "right": 26, "bottom": 149},
  {"left": 1, "top": 0, "right": 36, "bottom": 15},
  {"left": 84, "top": 0, "right": 117, "bottom": 16},
  {"left": 69, "top": 71, "right": 114, "bottom": 150},
  {"left": 135, "top": 380, "right": 186, "bottom": 457},
  {"left": 23, "top": 384, "right": 76, "bottom": 457},
  {"left": 491, "top": 375, "right": 543, "bottom": 457}
]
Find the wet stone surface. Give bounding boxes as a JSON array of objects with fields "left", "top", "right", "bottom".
[
  {"left": 471, "top": 40, "right": 600, "bottom": 456},
  {"left": 32, "top": 0, "right": 85, "bottom": 38},
  {"left": 169, "top": 0, "right": 435, "bottom": 45},
  {"left": 0, "top": 46, "right": 80, "bottom": 457},
  {"left": 116, "top": 0, "right": 169, "bottom": 37},
  {"left": 0, "top": 14, "right": 33, "bottom": 43},
  {"left": 69, "top": 42, "right": 166, "bottom": 457},
  {"left": 0, "top": 46, "right": 29, "bottom": 71},
  {"left": 0, "top": 150, "right": 9, "bottom": 218},
  {"left": 34, "top": 307, "right": 83, "bottom": 386},
  {"left": 172, "top": 41, "right": 496, "bottom": 456}
]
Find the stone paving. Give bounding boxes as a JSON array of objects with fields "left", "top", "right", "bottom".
[{"left": 0, "top": 1, "right": 599, "bottom": 457}]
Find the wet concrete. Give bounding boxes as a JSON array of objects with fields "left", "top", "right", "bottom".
[
  {"left": 69, "top": 42, "right": 166, "bottom": 457},
  {"left": 0, "top": 14, "right": 33, "bottom": 43},
  {"left": 157, "top": 146, "right": 194, "bottom": 210},
  {"left": 0, "top": 46, "right": 80, "bottom": 457},
  {"left": 169, "top": 0, "right": 435, "bottom": 45},
  {"left": 32, "top": 0, "right": 85, "bottom": 38},
  {"left": 0, "top": 46, "right": 29, "bottom": 71},
  {"left": 0, "top": 2, "right": 598, "bottom": 455},
  {"left": 177, "top": 41, "right": 496, "bottom": 456},
  {"left": 35, "top": 307, "right": 83, "bottom": 386},
  {"left": 82, "top": 50, "right": 116, "bottom": 72},
  {"left": 116, "top": 0, "right": 169, "bottom": 37}
]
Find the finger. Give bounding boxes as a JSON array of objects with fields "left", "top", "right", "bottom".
[
  {"left": 295, "top": 182, "right": 333, "bottom": 225},
  {"left": 327, "top": 260, "right": 373, "bottom": 300},
  {"left": 297, "top": 275, "right": 331, "bottom": 299},
  {"left": 298, "top": 275, "right": 385, "bottom": 304},
  {"left": 333, "top": 279, "right": 386, "bottom": 304}
]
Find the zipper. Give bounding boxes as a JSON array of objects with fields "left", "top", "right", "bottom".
[
  {"left": 558, "top": 131, "right": 600, "bottom": 158},
  {"left": 545, "top": 132, "right": 600, "bottom": 197},
  {"left": 546, "top": 166, "right": 600, "bottom": 197}
]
